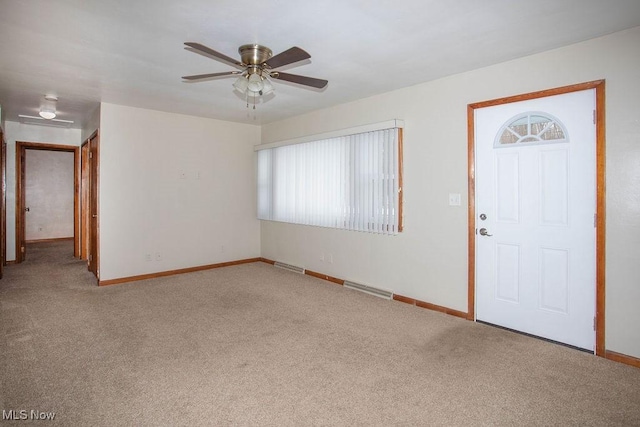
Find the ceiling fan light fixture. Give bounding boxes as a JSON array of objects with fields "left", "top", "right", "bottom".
[
  {"left": 260, "top": 77, "right": 274, "bottom": 96},
  {"left": 39, "top": 95, "right": 58, "bottom": 120},
  {"left": 39, "top": 110, "right": 56, "bottom": 120},
  {"left": 233, "top": 76, "right": 249, "bottom": 94},
  {"left": 247, "top": 73, "right": 263, "bottom": 93}
]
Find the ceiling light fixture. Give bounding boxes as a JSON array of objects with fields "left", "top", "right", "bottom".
[
  {"left": 183, "top": 43, "right": 328, "bottom": 111},
  {"left": 232, "top": 69, "right": 275, "bottom": 109},
  {"left": 247, "top": 73, "right": 263, "bottom": 93},
  {"left": 232, "top": 76, "right": 249, "bottom": 93},
  {"left": 18, "top": 114, "right": 74, "bottom": 128},
  {"left": 39, "top": 95, "right": 58, "bottom": 119}
]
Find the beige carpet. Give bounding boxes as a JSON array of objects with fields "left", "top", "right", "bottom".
[{"left": 1, "top": 241, "right": 639, "bottom": 426}]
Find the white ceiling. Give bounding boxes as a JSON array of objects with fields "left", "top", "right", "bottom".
[{"left": 1, "top": 0, "right": 639, "bottom": 128}]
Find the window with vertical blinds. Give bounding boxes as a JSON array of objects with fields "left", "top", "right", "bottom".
[{"left": 257, "top": 123, "right": 403, "bottom": 234}]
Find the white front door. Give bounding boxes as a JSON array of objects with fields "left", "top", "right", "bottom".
[{"left": 475, "top": 89, "right": 596, "bottom": 351}]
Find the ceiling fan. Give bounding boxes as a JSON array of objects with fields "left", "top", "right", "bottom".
[{"left": 182, "top": 42, "right": 328, "bottom": 102}]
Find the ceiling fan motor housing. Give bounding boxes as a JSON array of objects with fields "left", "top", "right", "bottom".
[{"left": 239, "top": 44, "right": 273, "bottom": 68}]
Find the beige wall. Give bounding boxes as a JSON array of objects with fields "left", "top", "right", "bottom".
[
  {"left": 97, "top": 103, "right": 261, "bottom": 281},
  {"left": 25, "top": 150, "right": 75, "bottom": 240},
  {"left": 260, "top": 27, "right": 640, "bottom": 358},
  {"left": 4, "top": 121, "right": 82, "bottom": 260}
]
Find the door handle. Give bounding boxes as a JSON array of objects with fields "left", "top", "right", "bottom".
[
  {"left": 479, "top": 228, "right": 493, "bottom": 236},
  {"left": 92, "top": 214, "right": 97, "bottom": 218},
  {"left": 25, "top": 207, "right": 30, "bottom": 212}
]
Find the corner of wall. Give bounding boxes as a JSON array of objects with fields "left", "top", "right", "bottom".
[{"left": 81, "top": 104, "right": 101, "bottom": 143}]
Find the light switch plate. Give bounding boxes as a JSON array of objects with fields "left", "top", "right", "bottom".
[{"left": 449, "top": 193, "right": 461, "bottom": 206}]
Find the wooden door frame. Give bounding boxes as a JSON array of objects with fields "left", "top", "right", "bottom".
[
  {"left": 467, "top": 80, "right": 606, "bottom": 356},
  {"left": 87, "top": 130, "right": 100, "bottom": 280},
  {"left": 80, "top": 140, "right": 90, "bottom": 261},
  {"left": 15, "top": 141, "right": 81, "bottom": 262}
]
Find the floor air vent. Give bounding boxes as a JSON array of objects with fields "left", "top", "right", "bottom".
[
  {"left": 343, "top": 280, "right": 393, "bottom": 300},
  {"left": 274, "top": 261, "right": 305, "bottom": 274}
]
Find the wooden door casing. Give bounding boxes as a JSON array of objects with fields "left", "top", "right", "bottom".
[
  {"left": 15, "top": 142, "right": 80, "bottom": 263},
  {"left": 88, "top": 132, "right": 99, "bottom": 278},
  {"left": 467, "top": 80, "right": 606, "bottom": 355}
]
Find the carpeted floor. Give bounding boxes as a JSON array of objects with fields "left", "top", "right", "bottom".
[{"left": 1, "top": 241, "right": 639, "bottom": 426}]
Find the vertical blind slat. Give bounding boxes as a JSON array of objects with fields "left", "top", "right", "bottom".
[{"left": 257, "top": 128, "right": 400, "bottom": 235}]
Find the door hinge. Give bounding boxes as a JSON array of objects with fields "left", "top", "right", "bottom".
[
  {"left": 594, "top": 213, "right": 597, "bottom": 228},
  {"left": 593, "top": 110, "right": 596, "bottom": 125},
  {"left": 89, "top": 151, "right": 93, "bottom": 159},
  {"left": 593, "top": 316, "right": 597, "bottom": 331},
  {"left": 21, "top": 246, "right": 25, "bottom": 253},
  {"left": 89, "top": 254, "right": 93, "bottom": 261}
]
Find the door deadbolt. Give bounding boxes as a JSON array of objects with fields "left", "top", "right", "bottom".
[{"left": 479, "top": 213, "right": 487, "bottom": 220}]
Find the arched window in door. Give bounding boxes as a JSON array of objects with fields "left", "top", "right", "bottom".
[{"left": 494, "top": 112, "right": 568, "bottom": 147}]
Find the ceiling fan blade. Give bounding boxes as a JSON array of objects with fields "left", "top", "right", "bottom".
[
  {"left": 264, "top": 47, "right": 311, "bottom": 69},
  {"left": 182, "top": 71, "right": 241, "bottom": 80},
  {"left": 184, "top": 42, "right": 244, "bottom": 68},
  {"left": 271, "top": 72, "right": 328, "bottom": 89}
]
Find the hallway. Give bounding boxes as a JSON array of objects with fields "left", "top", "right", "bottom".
[{"left": 2, "top": 240, "right": 94, "bottom": 288}]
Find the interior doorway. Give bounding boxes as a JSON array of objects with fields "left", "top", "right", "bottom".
[
  {"left": 81, "top": 131, "right": 100, "bottom": 279},
  {"left": 15, "top": 142, "right": 80, "bottom": 263},
  {"left": 467, "top": 80, "right": 606, "bottom": 355}
]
